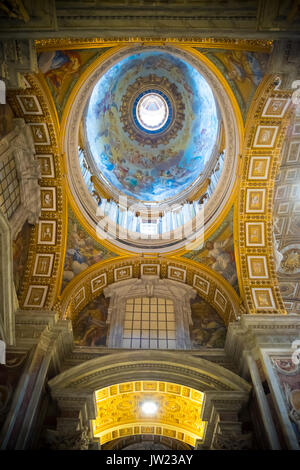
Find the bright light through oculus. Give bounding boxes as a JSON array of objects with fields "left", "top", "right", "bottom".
[
  {"left": 136, "top": 93, "right": 169, "bottom": 131},
  {"left": 140, "top": 400, "right": 159, "bottom": 416}
]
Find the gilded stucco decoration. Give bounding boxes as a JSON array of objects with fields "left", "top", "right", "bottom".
[
  {"left": 7, "top": 74, "right": 67, "bottom": 309},
  {"left": 35, "top": 38, "right": 273, "bottom": 53},
  {"left": 235, "top": 74, "right": 293, "bottom": 314},
  {"left": 92, "top": 381, "right": 206, "bottom": 447},
  {"left": 55, "top": 256, "right": 241, "bottom": 326},
  {"left": 273, "top": 113, "right": 300, "bottom": 314}
]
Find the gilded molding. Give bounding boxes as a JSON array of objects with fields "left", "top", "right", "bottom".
[
  {"left": 35, "top": 38, "right": 273, "bottom": 53},
  {"left": 7, "top": 74, "right": 67, "bottom": 310},
  {"left": 55, "top": 255, "right": 241, "bottom": 326},
  {"left": 235, "top": 74, "right": 293, "bottom": 314}
]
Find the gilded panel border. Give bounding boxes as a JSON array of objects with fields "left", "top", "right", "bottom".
[
  {"left": 235, "top": 75, "right": 293, "bottom": 314},
  {"left": 7, "top": 74, "right": 67, "bottom": 309}
]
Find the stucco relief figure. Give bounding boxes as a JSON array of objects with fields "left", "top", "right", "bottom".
[
  {"left": 273, "top": 234, "right": 283, "bottom": 272},
  {"left": 260, "top": 130, "right": 271, "bottom": 143},
  {"left": 281, "top": 248, "right": 300, "bottom": 274}
]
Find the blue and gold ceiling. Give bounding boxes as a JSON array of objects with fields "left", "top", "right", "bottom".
[
  {"left": 85, "top": 50, "right": 219, "bottom": 202},
  {"left": 31, "top": 42, "right": 270, "bottom": 312}
]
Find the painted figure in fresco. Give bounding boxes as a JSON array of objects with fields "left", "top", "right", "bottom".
[
  {"left": 62, "top": 210, "right": 114, "bottom": 291},
  {"left": 190, "top": 296, "right": 226, "bottom": 349},
  {"left": 203, "top": 239, "right": 237, "bottom": 285},
  {"left": 222, "top": 51, "right": 263, "bottom": 87},
  {"left": 38, "top": 50, "right": 81, "bottom": 93},
  {"left": 73, "top": 296, "right": 109, "bottom": 347}
]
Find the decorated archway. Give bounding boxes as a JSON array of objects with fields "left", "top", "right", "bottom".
[{"left": 47, "top": 350, "right": 251, "bottom": 450}]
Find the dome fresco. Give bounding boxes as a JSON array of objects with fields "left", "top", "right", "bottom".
[{"left": 85, "top": 51, "right": 219, "bottom": 202}]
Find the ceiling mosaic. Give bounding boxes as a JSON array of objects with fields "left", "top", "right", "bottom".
[
  {"left": 197, "top": 49, "right": 270, "bottom": 121},
  {"left": 182, "top": 208, "right": 239, "bottom": 295},
  {"left": 37, "top": 48, "right": 111, "bottom": 119},
  {"left": 61, "top": 206, "right": 118, "bottom": 293},
  {"left": 84, "top": 50, "right": 219, "bottom": 202}
]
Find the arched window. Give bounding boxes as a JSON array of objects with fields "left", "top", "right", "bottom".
[
  {"left": 122, "top": 297, "right": 176, "bottom": 349},
  {"left": 104, "top": 277, "right": 196, "bottom": 350}
]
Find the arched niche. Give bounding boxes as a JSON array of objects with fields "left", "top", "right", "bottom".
[
  {"left": 104, "top": 276, "right": 197, "bottom": 349},
  {"left": 47, "top": 350, "right": 252, "bottom": 450}
]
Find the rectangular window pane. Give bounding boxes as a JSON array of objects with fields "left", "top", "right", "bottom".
[
  {"left": 132, "top": 338, "right": 141, "bottom": 348},
  {"left": 141, "top": 339, "right": 150, "bottom": 348}
]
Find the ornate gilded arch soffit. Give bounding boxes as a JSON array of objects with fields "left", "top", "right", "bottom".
[
  {"left": 235, "top": 74, "right": 293, "bottom": 315},
  {"left": 47, "top": 351, "right": 251, "bottom": 448},
  {"left": 7, "top": 74, "right": 68, "bottom": 310},
  {"left": 55, "top": 256, "right": 241, "bottom": 326}
]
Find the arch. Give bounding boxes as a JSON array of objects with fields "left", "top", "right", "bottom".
[
  {"left": 48, "top": 350, "right": 251, "bottom": 393},
  {"left": 7, "top": 74, "right": 67, "bottom": 309},
  {"left": 56, "top": 256, "right": 241, "bottom": 326},
  {"left": 235, "top": 74, "right": 293, "bottom": 314},
  {"left": 48, "top": 350, "right": 251, "bottom": 448}
]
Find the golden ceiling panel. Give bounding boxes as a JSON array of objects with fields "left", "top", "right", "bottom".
[
  {"left": 7, "top": 74, "right": 67, "bottom": 309},
  {"left": 235, "top": 74, "right": 293, "bottom": 315},
  {"left": 92, "top": 380, "right": 206, "bottom": 447}
]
